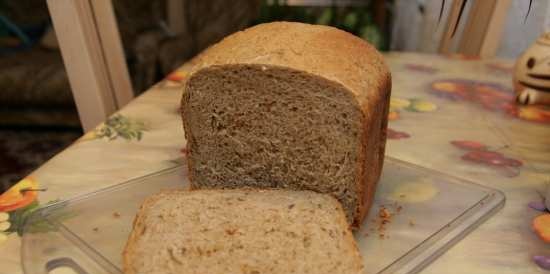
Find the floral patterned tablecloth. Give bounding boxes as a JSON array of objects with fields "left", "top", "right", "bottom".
[{"left": 1, "top": 52, "right": 549, "bottom": 274}]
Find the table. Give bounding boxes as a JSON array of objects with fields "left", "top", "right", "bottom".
[{"left": 1, "top": 52, "right": 549, "bottom": 274}]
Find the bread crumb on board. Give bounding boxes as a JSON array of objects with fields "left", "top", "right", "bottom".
[
  {"left": 362, "top": 202, "right": 419, "bottom": 239},
  {"left": 113, "top": 212, "right": 121, "bottom": 218},
  {"left": 365, "top": 203, "right": 407, "bottom": 239},
  {"left": 377, "top": 206, "right": 392, "bottom": 238},
  {"left": 379, "top": 207, "right": 391, "bottom": 219},
  {"left": 93, "top": 227, "right": 99, "bottom": 232}
]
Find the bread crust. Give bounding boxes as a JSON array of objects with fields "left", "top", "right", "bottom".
[
  {"left": 181, "top": 21, "right": 391, "bottom": 227},
  {"left": 122, "top": 192, "right": 166, "bottom": 274}
]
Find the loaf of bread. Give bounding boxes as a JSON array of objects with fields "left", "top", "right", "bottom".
[
  {"left": 181, "top": 22, "right": 391, "bottom": 226},
  {"left": 123, "top": 189, "right": 363, "bottom": 274}
]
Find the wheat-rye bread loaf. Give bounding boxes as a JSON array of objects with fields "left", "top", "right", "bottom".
[{"left": 181, "top": 21, "right": 391, "bottom": 226}]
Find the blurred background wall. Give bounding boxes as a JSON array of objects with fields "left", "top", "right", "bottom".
[{"left": 391, "top": 0, "right": 550, "bottom": 58}]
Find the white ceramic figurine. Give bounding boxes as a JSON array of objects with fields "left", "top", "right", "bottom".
[{"left": 514, "top": 33, "right": 550, "bottom": 105}]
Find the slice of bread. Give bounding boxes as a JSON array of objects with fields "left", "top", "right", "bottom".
[
  {"left": 181, "top": 22, "right": 391, "bottom": 227},
  {"left": 123, "top": 189, "right": 363, "bottom": 274}
]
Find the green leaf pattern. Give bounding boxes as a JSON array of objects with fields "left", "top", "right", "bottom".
[
  {"left": 1, "top": 199, "right": 73, "bottom": 238},
  {"left": 95, "top": 115, "right": 147, "bottom": 141}
]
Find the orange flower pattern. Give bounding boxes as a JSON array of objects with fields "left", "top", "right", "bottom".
[{"left": 431, "top": 79, "right": 550, "bottom": 124}]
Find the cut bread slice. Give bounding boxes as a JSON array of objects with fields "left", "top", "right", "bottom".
[
  {"left": 123, "top": 189, "right": 363, "bottom": 274},
  {"left": 181, "top": 22, "right": 391, "bottom": 227}
]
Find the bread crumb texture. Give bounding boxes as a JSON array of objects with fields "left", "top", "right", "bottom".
[
  {"left": 181, "top": 22, "right": 391, "bottom": 226},
  {"left": 123, "top": 189, "right": 363, "bottom": 274}
]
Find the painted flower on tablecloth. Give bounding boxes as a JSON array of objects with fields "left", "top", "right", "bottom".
[
  {"left": 391, "top": 98, "right": 411, "bottom": 110},
  {"left": 388, "top": 110, "right": 400, "bottom": 121},
  {"left": 0, "top": 178, "right": 72, "bottom": 244},
  {"left": 0, "top": 212, "right": 9, "bottom": 243},
  {"left": 430, "top": 79, "right": 550, "bottom": 124},
  {"left": 444, "top": 53, "right": 480, "bottom": 60},
  {"left": 533, "top": 255, "right": 550, "bottom": 270},
  {"left": 450, "top": 140, "right": 523, "bottom": 177},
  {"left": 516, "top": 106, "right": 550, "bottom": 124},
  {"left": 387, "top": 128, "right": 410, "bottom": 140},
  {"left": 528, "top": 199, "right": 550, "bottom": 270},
  {"left": 528, "top": 200, "right": 548, "bottom": 212},
  {"left": 533, "top": 213, "right": 550, "bottom": 243},
  {"left": 166, "top": 70, "right": 187, "bottom": 82},
  {"left": 403, "top": 64, "right": 439, "bottom": 74},
  {"left": 0, "top": 178, "right": 39, "bottom": 212},
  {"left": 485, "top": 62, "right": 513, "bottom": 76},
  {"left": 78, "top": 114, "right": 148, "bottom": 142},
  {"left": 161, "top": 70, "right": 189, "bottom": 87},
  {"left": 389, "top": 178, "right": 438, "bottom": 203},
  {"left": 388, "top": 97, "right": 438, "bottom": 121}
]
